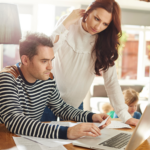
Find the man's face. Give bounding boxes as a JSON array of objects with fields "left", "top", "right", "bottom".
[{"left": 27, "top": 45, "right": 54, "bottom": 81}]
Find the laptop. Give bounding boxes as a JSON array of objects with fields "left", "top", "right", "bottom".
[{"left": 73, "top": 102, "right": 150, "bottom": 150}]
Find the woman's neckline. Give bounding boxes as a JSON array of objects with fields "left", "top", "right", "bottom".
[{"left": 79, "top": 18, "right": 93, "bottom": 37}]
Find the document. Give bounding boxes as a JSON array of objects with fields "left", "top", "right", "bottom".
[
  {"left": 49, "top": 116, "right": 110, "bottom": 128},
  {"left": 98, "top": 116, "right": 110, "bottom": 127},
  {"left": 13, "top": 137, "right": 67, "bottom": 150},
  {"left": 50, "top": 117, "right": 131, "bottom": 129},
  {"left": 20, "top": 135, "right": 74, "bottom": 147},
  {"left": 106, "top": 121, "right": 132, "bottom": 129}
]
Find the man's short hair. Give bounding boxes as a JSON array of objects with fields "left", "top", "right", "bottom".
[{"left": 19, "top": 32, "right": 53, "bottom": 61}]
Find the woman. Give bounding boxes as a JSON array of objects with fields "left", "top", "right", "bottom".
[{"left": 41, "top": 0, "right": 138, "bottom": 126}]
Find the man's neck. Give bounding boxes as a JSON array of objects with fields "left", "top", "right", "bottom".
[{"left": 20, "top": 64, "right": 36, "bottom": 83}]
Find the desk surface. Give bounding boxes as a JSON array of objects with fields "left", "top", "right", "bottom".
[{"left": 0, "top": 122, "right": 150, "bottom": 150}]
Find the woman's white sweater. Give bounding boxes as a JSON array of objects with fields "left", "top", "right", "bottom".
[{"left": 50, "top": 17, "right": 131, "bottom": 122}]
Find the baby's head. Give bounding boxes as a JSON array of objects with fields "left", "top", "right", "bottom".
[
  {"left": 102, "top": 102, "right": 113, "bottom": 114},
  {"left": 123, "top": 88, "right": 139, "bottom": 117}
]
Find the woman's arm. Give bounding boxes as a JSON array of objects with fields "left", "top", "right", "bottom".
[
  {"left": 50, "top": 9, "right": 85, "bottom": 53},
  {"left": 62, "top": 9, "right": 85, "bottom": 29},
  {"left": 102, "top": 65, "right": 132, "bottom": 123},
  {"left": 50, "top": 15, "right": 68, "bottom": 53}
]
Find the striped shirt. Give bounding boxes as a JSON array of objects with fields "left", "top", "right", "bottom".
[{"left": 0, "top": 63, "right": 94, "bottom": 139}]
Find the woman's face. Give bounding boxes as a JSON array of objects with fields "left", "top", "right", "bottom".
[
  {"left": 82, "top": 8, "right": 112, "bottom": 35},
  {"left": 128, "top": 101, "right": 138, "bottom": 117}
]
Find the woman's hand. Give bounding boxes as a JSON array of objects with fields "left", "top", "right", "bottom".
[
  {"left": 125, "top": 118, "right": 139, "bottom": 126},
  {"left": 63, "top": 9, "right": 85, "bottom": 29}
]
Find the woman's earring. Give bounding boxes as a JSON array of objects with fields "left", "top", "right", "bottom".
[
  {"left": 85, "top": 14, "right": 88, "bottom": 22},
  {"left": 85, "top": 17, "right": 87, "bottom": 22}
]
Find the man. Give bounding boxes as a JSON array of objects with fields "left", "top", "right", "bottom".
[{"left": 0, "top": 33, "right": 111, "bottom": 139}]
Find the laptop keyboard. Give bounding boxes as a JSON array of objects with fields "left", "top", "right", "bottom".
[{"left": 99, "top": 133, "right": 131, "bottom": 149}]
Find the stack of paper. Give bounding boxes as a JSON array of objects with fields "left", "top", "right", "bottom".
[
  {"left": 106, "top": 121, "right": 131, "bottom": 129},
  {"left": 49, "top": 117, "right": 131, "bottom": 129},
  {"left": 49, "top": 116, "right": 110, "bottom": 128},
  {"left": 13, "top": 137, "right": 67, "bottom": 150}
]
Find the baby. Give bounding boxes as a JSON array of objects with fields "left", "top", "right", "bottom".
[
  {"left": 102, "top": 102, "right": 114, "bottom": 118},
  {"left": 114, "top": 88, "right": 141, "bottom": 119}
]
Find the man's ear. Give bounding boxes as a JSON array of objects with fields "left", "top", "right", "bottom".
[{"left": 21, "top": 55, "right": 29, "bottom": 66}]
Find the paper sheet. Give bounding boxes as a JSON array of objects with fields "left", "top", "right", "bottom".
[
  {"left": 98, "top": 116, "right": 110, "bottom": 127},
  {"left": 50, "top": 117, "right": 131, "bottom": 129},
  {"left": 49, "top": 119, "right": 131, "bottom": 132},
  {"left": 13, "top": 137, "right": 67, "bottom": 150},
  {"left": 49, "top": 116, "right": 110, "bottom": 128},
  {"left": 106, "top": 121, "right": 131, "bottom": 129},
  {"left": 19, "top": 135, "right": 74, "bottom": 146}
]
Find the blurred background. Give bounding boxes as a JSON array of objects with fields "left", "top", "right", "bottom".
[{"left": 0, "top": 0, "right": 150, "bottom": 114}]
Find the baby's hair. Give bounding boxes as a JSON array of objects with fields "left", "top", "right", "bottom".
[
  {"left": 102, "top": 102, "right": 113, "bottom": 113},
  {"left": 123, "top": 88, "right": 139, "bottom": 106}
]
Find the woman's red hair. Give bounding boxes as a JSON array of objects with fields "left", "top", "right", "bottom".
[{"left": 83, "top": 0, "right": 122, "bottom": 75}]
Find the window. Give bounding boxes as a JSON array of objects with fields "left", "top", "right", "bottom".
[
  {"left": 1, "top": 3, "right": 75, "bottom": 69},
  {"left": 37, "top": 4, "right": 55, "bottom": 35},
  {"left": 120, "top": 30, "right": 140, "bottom": 80},
  {"left": 37, "top": 4, "right": 73, "bottom": 35},
  {"left": 3, "top": 14, "right": 32, "bottom": 68},
  {"left": 144, "top": 31, "right": 150, "bottom": 77},
  {"left": 3, "top": 45, "right": 20, "bottom": 67},
  {"left": 117, "top": 25, "right": 150, "bottom": 82},
  {"left": 19, "top": 14, "right": 32, "bottom": 36}
]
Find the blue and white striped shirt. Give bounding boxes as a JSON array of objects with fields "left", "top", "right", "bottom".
[{"left": 0, "top": 63, "right": 94, "bottom": 139}]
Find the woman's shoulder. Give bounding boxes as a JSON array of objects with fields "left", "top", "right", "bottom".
[
  {"left": 55, "top": 14, "right": 68, "bottom": 27},
  {"left": 56, "top": 14, "right": 80, "bottom": 29}
]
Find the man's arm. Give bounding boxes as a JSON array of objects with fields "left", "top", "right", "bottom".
[
  {"left": 0, "top": 73, "right": 68, "bottom": 139},
  {"left": 47, "top": 79, "right": 111, "bottom": 127},
  {"left": 0, "top": 73, "right": 111, "bottom": 139},
  {"left": 47, "top": 81, "right": 94, "bottom": 122}
]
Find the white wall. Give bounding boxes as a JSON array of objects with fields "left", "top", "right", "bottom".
[{"left": 1, "top": 0, "right": 150, "bottom": 11}]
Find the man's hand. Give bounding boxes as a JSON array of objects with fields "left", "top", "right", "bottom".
[
  {"left": 125, "top": 118, "right": 139, "bottom": 126},
  {"left": 92, "top": 113, "right": 111, "bottom": 128},
  {"left": 67, "top": 123, "right": 101, "bottom": 139}
]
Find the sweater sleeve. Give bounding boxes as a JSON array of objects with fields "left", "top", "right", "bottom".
[
  {"left": 0, "top": 73, "right": 69, "bottom": 139},
  {"left": 113, "top": 112, "right": 119, "bottom": 118},
  {"left": 102, "top": 65, "right": 132, "bottom": 123},
  {"left": 47, "top": 80, "right": 94, "bottom": 122},
  {"left": 50, "top": 15, "right": 69, "bottom": 54}
]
